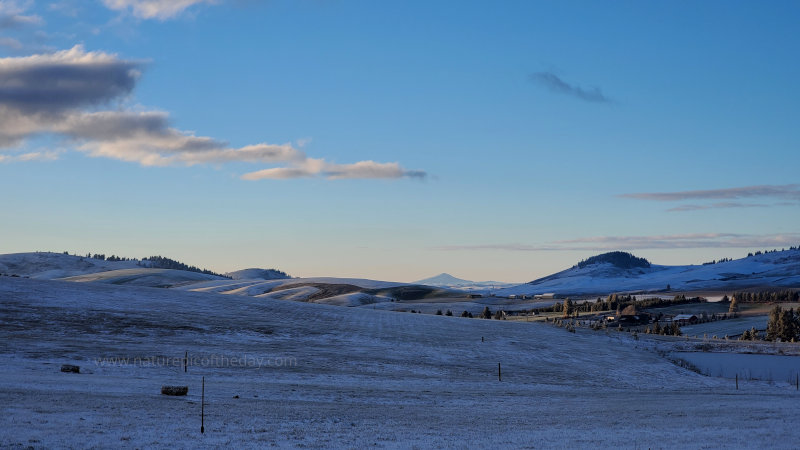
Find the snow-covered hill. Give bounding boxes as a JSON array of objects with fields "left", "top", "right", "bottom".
[
  {"left": 0, "top": 252, "right": 139, "bottom": 279},
  {"left": 60, "top": 268, "right": 226, "bottom": 288},
  {"left": 497, "top": 249, "right": 800, "bottom": 297},
  {"left": 225, "top": 268, "right": 291, "bottom": 280}
]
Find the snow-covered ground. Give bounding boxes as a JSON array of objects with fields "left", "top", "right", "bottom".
[
  {"left": 60, "top": 268, "right": 225, "bottom": 287},
  {"left": 3, "top": 275, "right": 800, "bottom": 448},
  {"left": 671, "top": 351, "right": 800, "bottom": 381},
  {"left": 498, "top": 249, "right": 800, "bottom": 296},
  {"left": 680, "top": 316, "right": 768, "bottom": 338},
  {"left": 0, "top": 252, "right": 139, "bottom": 279}
]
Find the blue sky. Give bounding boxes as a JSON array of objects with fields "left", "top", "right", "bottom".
[{"left": 1, "top": 0, "right": 798, "bottom": 282}]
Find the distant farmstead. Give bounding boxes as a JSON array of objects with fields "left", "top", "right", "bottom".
[{"left": 673, "top": 314, "right": 699, "bottom": 325}]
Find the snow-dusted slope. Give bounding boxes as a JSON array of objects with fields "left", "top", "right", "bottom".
[
  {"left": 498, "top": 249, "right": 800, "bottom": 296},
  {"left": 171, "top": 276, "right": 411, "bottom": 303},
  {"left": 0, "top": 252, "right": 139, "bottom": 279},
  {"left": 2, "top": 275, "right": 798, "bottom": 448},
  {"left": 225, "top": 268, "right": 290, "bottom": 280},
  {"left": 60, "top": 268, "right": 226, "bottom": 288}
]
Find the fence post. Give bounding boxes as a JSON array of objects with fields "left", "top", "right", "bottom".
[
  {"left": 735, "top": 373, "right": 738, "bottom": 390},
  {"left": 498, "top": 363, "right": 502, "bottom": 382},
  {"left": 201, "top": 376, "right": 205, "bottom": 434},
  {"left": 184, "top": 351, "right": 188, "bottom": 373}
]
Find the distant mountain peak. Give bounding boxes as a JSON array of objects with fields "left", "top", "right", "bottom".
[{"left": 414, "top": 273, "right": 472, "bottom": 285}]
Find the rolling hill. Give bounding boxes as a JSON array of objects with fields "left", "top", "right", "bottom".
[{"left": 496, "top": 249, "right": 800, "bottom": 297}]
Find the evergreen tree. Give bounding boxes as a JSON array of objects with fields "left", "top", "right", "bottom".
[
  {"left": 562, "top": 298, "right": 573, "bottom": 319},
  {"left": 728, "top": 296, "right": 738, "bottom": 313}
]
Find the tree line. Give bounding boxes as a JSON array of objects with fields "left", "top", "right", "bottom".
[
  {"left": 61, "top": 250, "right": 231, "bottom": 278},
  {"left": 527, "top": 294, "right": 704, "bottom": 316},
  {"left": 729, "top": 290, "right": 799, "bottom": 303}
]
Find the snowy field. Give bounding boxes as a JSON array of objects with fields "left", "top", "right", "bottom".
[
  {"left": 671, "top": 351, "right": 800, "bottom": 381},
  {"left": 3, "top": 276, "right": 800, "bottom": 448},
  {"left": 680, "top": 316, "right": 768, "bottom": 338}
]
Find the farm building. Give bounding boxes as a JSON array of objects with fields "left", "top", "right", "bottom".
[{"left": 674, "top": 314, "right": 699, "bottom": 325}]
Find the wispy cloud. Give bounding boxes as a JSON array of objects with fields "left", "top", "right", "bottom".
[
  {"left": 242, "top": 159, "right": 427, "bottom": 181},
  {"left": 529, "top": 71, "right": 611, "bottom": 103},
  {"left": 620, "top": 184, "right": 800, "bottom": 212},
  {"left": 101, "top": 0, "right": 218, "bottom": 20},
  {"left": 666, "top": 202, "right": 770, "bottom": 212},
  {"left": 435, "top": 232, "right": 800, "bottom": 252},
  {"left": 0, "top": 0, "right": 42, "bottom": 29},
  {"left": 0, "top": 36, "right": 23, "bottom": 49},
  {"left": 0, "top": 149, "right": 61, "bottom": 163},
  {"left": 621, "top": 184, "right": 800, "bottom": 202},
  {"left": 0, "top": 46, "right": 426, "bottom": 180}
]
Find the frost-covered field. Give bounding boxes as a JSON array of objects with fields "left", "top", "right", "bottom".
[
  {"left": 2, "top": 276, "right": 800, "bottom": 448},
  {"left": 671, "top": 351, "right": 800, "bottom": 381},
  {"left": 680, "top": 316, "right": 768, "bottom": 338}
]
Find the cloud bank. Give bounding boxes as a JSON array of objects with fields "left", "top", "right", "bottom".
[
  {"left": 435, "top": 232, "right": 800, "bottom": 252},
  {"left": 529, "top": 71, "right": 611, "bottom": 103},
  {"left": 0, "top": 46, "right": 426, "bottom": 179}
]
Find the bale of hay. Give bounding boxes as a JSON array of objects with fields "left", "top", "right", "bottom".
[
  {"left": 161, "top": 385, "right": 188, "bottom": 396},
  {"left": 61, "top": 364, "right": 80, "bottom": 373}
]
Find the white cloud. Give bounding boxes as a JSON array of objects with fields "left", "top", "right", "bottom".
[
  {"left": 101, "top": 0, "right": 218, "bottom": 20},
  {"left": 0, "top": 46, "right": 427, "bottom": 180},
  {"left": 0, "top": 0, "right": 42, "bottom": 29},
  {"left": 241, "top": 158, "right": 427, "bottom": 181},
  {"left": 0, "top": 149, "right": 61, "bottom": 163}
]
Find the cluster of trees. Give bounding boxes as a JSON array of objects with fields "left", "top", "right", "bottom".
[
  {"left": 529, "top": 294, "right": 704, "bottom": 316},
  {"left": 474, "top": 306, "right": 505, "bottom": 320},
  {"left": 435, "top": 309, "right": 454, "bottom": 316},
  {"left": 72, "top": 252, "right": 133, "bottom": 262},
  {"left": 702, "top": 257, "right": 732, "bottom": 265},
  {"left": 739, "top": 327, "right": 761, "bottom": 341},
  {"left": 765, "top": 306, "right": 800, "bottom": 342},
  {"left": 138, "top": 255, "right": 229, "bottom": 278},
  {"left": 62, "top": 251, "right": 232, "bottom": 278},
  {"left": 730, "top": 290, "right": 799, "bottom": 303},
  {"left": 747, "top": 246, "right": 799, "bottom": 257},
  {"left": 574, "top": 251, "right": 651, "bottom": 270},
  {"left": 643, "top": 321, "right": 682, "bottom": 336}
]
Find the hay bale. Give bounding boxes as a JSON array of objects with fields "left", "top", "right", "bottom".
[
  {"left": 161, "top": 385, "right": 188, "bottom": 396},
  {"left": 60, "top": 364, "right": 80, "bottom": 373}
]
